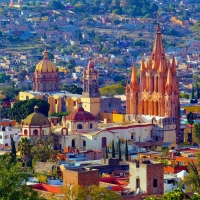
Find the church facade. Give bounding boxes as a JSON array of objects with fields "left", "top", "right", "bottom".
[{"left": 126, "top": 23, "right": 180, "bottom": 143}]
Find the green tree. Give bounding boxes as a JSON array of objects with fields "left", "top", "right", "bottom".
[
  {"left": 29, "top": 66, "right": 36, "bottom": 73},
  {"left": 61, "top": 84, "right": 83, "bottom": 94},
  {"left": 0, "top": 154, "right": 44, "bottom": 200},
  {"left": 49, "top": 0, "right": 65, "bottom": 9},
  {"left": 1, "top": 87, "right": 20, "bottom": 100},
  {"left": 0, "top": 73, "right": 10, "bottom": 83},
  {"left": 105, "top": 147, "right": 108, "bottom": 159},
  {"left": 49, "top": 111, "right": 70, "bottom": 118},
  {"left": 18, "top": 70, "right": 27, "bottom": 81},
  {"left": 31, "top": 135, "right": 56, "bottom": 163},
  {"left": 179, "top": 93, "right": 189, "bottom": 99},
  {"left": 125, "top": 139, "right": 128, "bottom": 161},
  {"left": 187, "top": 112, "right": 197, "bottom": 141},
  {"left": 192, "top": 22, "right": 200, "bottom": 34},
  {"left": 118, "top": 138, "right": 121, "bottom": 161},
  {"left": 111, "top": 140, "right": 115, "bottom": 158},
  {"left": 183, "top": 151, "right": 200, "bottom": 193},
  {"left": 113, "top": 75, "right": 125, "bottom": 82},
  {"left": 194, "top": 123, "right": 200, "bottom": 143},
  {"left": 9, "top": 99, "right": 50, "bottom": 123},
  {"left": 10, "top": 137, "right": 16, "bottom": 157},
  {"left": 100, "top": 84, "right": 125, "bottom": 96},
  {"left": 18, "top": 137, "right": 32, "bottom": 170}
]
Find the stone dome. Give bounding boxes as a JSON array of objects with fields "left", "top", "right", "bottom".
[
  {"left": 35, "top": 51, "right": 57, "bottom": 73},
  {"left": 65, "top": 103, "right": 96, "bottom": 121},
  {"left": 23, "top": 106, "right": 50, "bottom": 126}
]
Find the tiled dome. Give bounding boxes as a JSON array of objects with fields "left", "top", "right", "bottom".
[
  {"left": 35, "top": 51, "right": 57, "bottom": 73},
  {"left": 65, "top": 103, "right": 96, "bottom": 121}
]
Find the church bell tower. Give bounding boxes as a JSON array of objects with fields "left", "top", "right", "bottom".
[{"left": 81, "top": 59, "right": 101, "bottom": 117}]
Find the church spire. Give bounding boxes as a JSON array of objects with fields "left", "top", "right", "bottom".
[
  {"left": 165, "top": 67, "right": 173, "bottom": 95},
  {"left": 130, "top": 66, "right": 139, "bottom": 91},
  {"left": 151, "top": 23, "right": 166, "bottom": 70},
  {"left": 171, "top": 56, "right": 176, "bottom": 74},
  {"left": 140, "top": 58, "right": 145, "bottom": 71}
]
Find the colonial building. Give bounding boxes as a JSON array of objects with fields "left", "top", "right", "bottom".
[
  {"left": 126, "top": 23, "right": 180, "bottom": 143},
  {"left": 81, "top": 58, "right": 101, "bottom": 116},
  {"left": 21, "top": 106, "right": 51, "bottom": 137},
  {"left": 32, "top": 50, "right": 60, "bottom": 92}
]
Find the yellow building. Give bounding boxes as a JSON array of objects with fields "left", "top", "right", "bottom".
[
  {"left": 181, "top": 104, "right": 200, "bottom": 113},
  {"left": 184, "top": 125, "right": 199, "bottom": 145}
]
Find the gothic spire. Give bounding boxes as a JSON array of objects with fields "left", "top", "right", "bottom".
[
  {"left": 151, "top": 23, "right": 166, "bottom": 70},
  {"left": 171, "top": 56, "right": 176, "bottom": 74},
  {"left": 140, "top": 58, "right": 145, "bottom": 71},
  {"left": 130, "top": 66, "right": 139, "bottom": 91},
  {"left": 165, "top": 67, "right": 173, "bottom": 95}
]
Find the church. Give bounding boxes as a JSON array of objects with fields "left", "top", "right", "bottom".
[{"left": 19, "top": 23, "right": 180, "bottom": 151}]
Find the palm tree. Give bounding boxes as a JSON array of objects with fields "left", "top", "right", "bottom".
[
  {"left": 18, "top": 138, "right": 32, "bottom": 170},
  {"left": 187, "top": 112, "right": 197, "bottom": 143}
]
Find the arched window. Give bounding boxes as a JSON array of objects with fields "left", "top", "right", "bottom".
[
  {"left": 90, "top": 123, "right": 93, "bottom": 129},
  {"left": 102, "top": 137, "right": 107, "bottom": 148},
  {"left": 43, "top": 83, "right": 46, "bottom": 89},
  {"left": 24, "top": 129, "right": 28, "bottom": 135},
  {"left": 136, "top": 177, "right": 140, "bottom": 188},
  {"left": 77, "top": 124, "right": 82, "bottom": 129},
  {"left": 33, "top": 129, "right": 38, "bottom": 136},
  {"left": 72, "top": 139, "right": 75, "bottom": 147},
  {"left": 83, "top": 140, "right": 86, "bottom": 147}
]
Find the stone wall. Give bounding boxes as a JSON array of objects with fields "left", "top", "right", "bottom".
[
  {"left": 101, "top": 97, "right": 125, "bottom": 113},
  {"left": 34, "top": 162, "right": 59, "bottom": 173}
]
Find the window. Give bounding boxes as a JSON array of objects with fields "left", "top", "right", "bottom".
[
  {"left": 153, "top": 178, "right": 157, "bottom": 187},
  {"left": 0, "top": 135, "right": 2, "bottom": 139},
  {"left": 102, "top": 137, "right": 107, "bottom": 148},
  {"left": 10, "top": 134, "right": 14, "bottom": 138},
  {"left": 73, "top": 101, "right": 76, "bottom": 106},
  {"left": 24, "top": 129, "right": 28, "bottom": 135},
  {"left": 136, "top": 177, "right": 140, "bottom": 188},
  {"left": 4, "top": 135, "right": 8, "bottom": 139},
  {"left": 90, "top": 123, "right": 93, "bottom": 129},
  {"left": 26, "top": 96, "right": 29, "bottom": 100},
  {"left": 33, "top": 129, "right": 38, "bottom": 136},
  {"left": 42, "top": 130, "right": 45, "bottom": 135},
  {"left": 55, "top": 99, "right": 58, "bottom": 104},
  {"left": 178, "top": 161, "right": 184, "bottom": 166},
  {"left": 77, "top": 124, "right": 82, "bottom": 129},
  {"left": 83, "top": 141, "right": 86, "bottom": 147}
]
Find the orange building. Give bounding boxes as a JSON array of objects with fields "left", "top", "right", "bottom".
[{"left": 126, "top": 23, "right": 179, "bottom": 119}]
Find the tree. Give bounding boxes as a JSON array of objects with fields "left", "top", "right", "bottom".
[
  {"left": 9, "top": 99, "right": 50, "bottom": 123},
  {"left": 1, "top": 87, "right": 20, "bottom": 101},
  {"left": 31, "top": 135, "right": 56, "bottom": 163},
  {"left": 88, "top": 185, "right": 122, "bottom": 200},
  {"left": 61, "top": 84, "right": 83, "bottom": 94},
  {"left": 100, "top": 84, "right": 125, "bottom": 96},
  {"left": 49, "top": 111, "right": 70, "bottom": 118},
  {"left": 0, "top": 154, "right": 44, "bottom": 200},
  {"left": 125, "top": 139, "right": 128, "bottom": 161},
  {"left": 105, "top": 147, "right": 108, "bottom": 159},
  {"left": 113, "top": 75, "right": 125, "bottom": 82},
  {"left": 145, "top": 188, "right": 193, "bottom": 200},
  {"left": 0, "top": 72, "right": 10, "bottom": 83},
  {"left": 118, "top": 138, "right": 121, "bottom": 161},
  {"left": 18, "top": 70, "right": 27, "bottom": 81},
  {"left": 183, "top": 151, "right": 200, "bottom": 193},
  {"left": 187, "top": 112, "right": 197, "bottom": 142},
  {"left": 29, "top": 66, "right": 36, "bottom": 73},
  {"left": 111, "top": 140, "right": 115, "bottom": 158},
  {"left": 18, "top": 137, "right": 32, "bottom": 170},
  {"left": 10, "top": 137, "right": 16, "bottom": 158},
  {"left": 179, "top": 93, "right": 189, "bottom": 99},
  {"left": 192, "top": 85, "right": 195, "bottom": 99},
  {"left": 49, "top": 0, "right": 65, "bottom": 9},
  {"left": 194, "top": 123, "right": 200, "bottom": 143}
]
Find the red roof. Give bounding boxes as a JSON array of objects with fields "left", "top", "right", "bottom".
[{"left": 65, "top": 103, "right": 96, "bottom": 121}]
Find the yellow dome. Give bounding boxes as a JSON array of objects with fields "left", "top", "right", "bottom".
[
  {"left": 35, "top": 51, "right": 57, "bottom": 73},
  {"left": 23, "top": 106, "right": 50, "bottom": 126}
]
